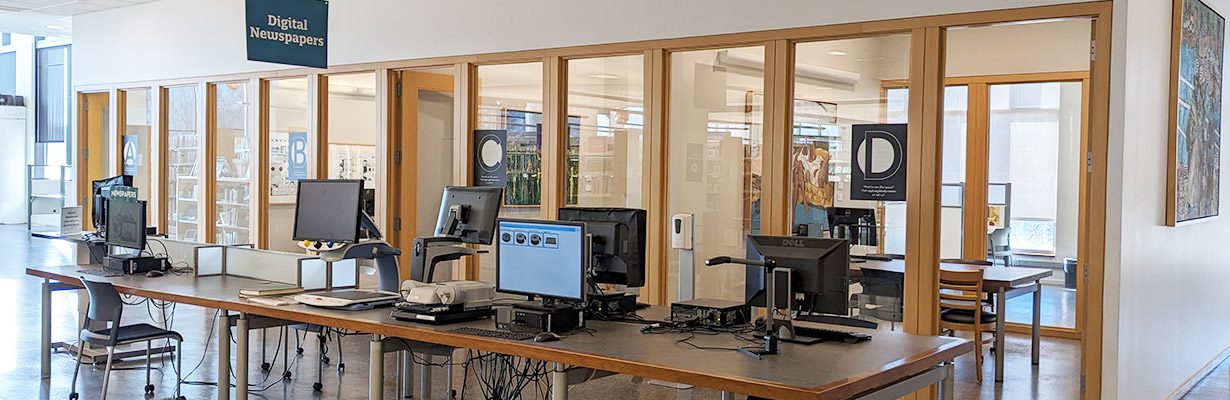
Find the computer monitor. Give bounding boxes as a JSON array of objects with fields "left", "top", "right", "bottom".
[
  {"left": 293, "top": 179, "right": 365, "bottom": 244},
  {"left": 744, "top": 235, "right": 850, "bottom": 315},
  {"left": 827, "top": 207, "right": 878, "bottom": 246},
  {"left": 495, "top": 219, "right": 587, "bottom": 303},
  {"left": 91, "top": 175, "right": 134, "bottom": 233},
  {"left": 557, "top": 207, "right": 646, "bottom": 287},
  {"left": 434, "top": 186, "right": 503, "bottom": 245},
  {"left": 106, "top": 199, "right": 146, "bottom": 251}
]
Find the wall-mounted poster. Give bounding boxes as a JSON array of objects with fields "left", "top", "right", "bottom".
[
  {"left": 474, "top": 129, "right": 507, "bottom": 188},
  {"left": 268, "top": 133, "right": 293, "bottom": 202},
  {"left": 328, "top": 143, "right": 377, "bottom": 184},
  {"left": 1167, "top": 0, "right": 1224, "bottom": 226},
  {"left": 850, "top": 123, "right": 908, "bottom": 201},
  {"left": 122, "top": 134, "right": 139, "bottom": 176}
]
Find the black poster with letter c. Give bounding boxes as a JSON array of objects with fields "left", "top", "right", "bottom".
[
  {"left": 473, "top": 130, "right": 508, "bottom": 187},
  {"left": 851, "top": 123, "right": 908, "bottom": 201}
]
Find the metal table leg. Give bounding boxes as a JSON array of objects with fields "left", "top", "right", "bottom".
[
  {"left": 41, "top": 279, "right": 51, "bottom": 380},
  {"left": 995, "top": 287, "right": 1006, "bottom": 382},
  {"left": 552, "top": 363, "right": 568, "bottom": 400},
  {"left": 418, "top": 354, "right": 432, "bottom": 400},
  {"left": 940, "top": 362, "right": 954, "bottom": 400},
  {"left": 236, "top": 314, "right": 249, "bottom": 400},
  {"left": 1032, "top": 280, "right": 1042, "bottom": 365},
  {"left": 370, "top": 335, "right": 384, "bottom": 400},
  {"left": 217, "top": 310, "right": 231, "bottom": 400}
]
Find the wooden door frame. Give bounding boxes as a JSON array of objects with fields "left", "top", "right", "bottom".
[{"left": 75, "top": 91, "right": 112, "bottom": 232}]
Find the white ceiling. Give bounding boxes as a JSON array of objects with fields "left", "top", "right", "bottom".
[{"left": 0, "top": 0, "right": 158, "bottom": 36}]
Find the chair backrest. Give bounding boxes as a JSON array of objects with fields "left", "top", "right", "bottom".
[
  {"left": 860, "top": 268, "right": 904, "bottom": 298},
  {"left": 940, "top": 258, "right": 993, "bottom": 267},
  {"left": 939, "top": 269, "right": 985, "bottom": 315},
  {"left": 80, "top": 277, "right": 124, "bottom": 343},
  {"left": 988, "top": 228, "right": 1011, "bottom": 250}
]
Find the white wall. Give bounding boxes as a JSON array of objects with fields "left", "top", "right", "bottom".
[
  {"left": 73, "top": 0, "right": 1091, "bottom": 87},
  {"left": 1104, "top": 0, "right": 1230, "bottom": 398}
]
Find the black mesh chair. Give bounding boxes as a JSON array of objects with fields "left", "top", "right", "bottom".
[{"left": 70, "top": 278, "right": 185, "bottom": 400}]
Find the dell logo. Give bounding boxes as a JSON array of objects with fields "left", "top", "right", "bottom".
[{"left": 781, "top": 239, "right": 807, "bottom": 247}]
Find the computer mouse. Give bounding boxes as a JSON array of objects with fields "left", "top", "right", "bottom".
[
  {"left": 146, "top": 270, "right": 164, "bottom": 278},
  {"left": 533, "top": 332, "right": 561, "bottom": 343}
]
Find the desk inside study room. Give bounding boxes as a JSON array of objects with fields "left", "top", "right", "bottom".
[
  {"left": 851, "top": 259, "right": 1053, "bottom": 382},
  {"left": 30, "top": 263, "right": 972, "bottom": 400}
]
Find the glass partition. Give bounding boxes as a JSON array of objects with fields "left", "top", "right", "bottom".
[
  {"left": 121, "top": 88, "right": 153, "bottom": 219},
  {"left": 666, "top": 46, "right": 765, "bottom": 302},
  {"left": 565, "top": 55, "right": 645, "bottom": 208},
  {"left": 405, "top": 67, "right": 456, "bottom": 239},
  {"left": 266, "top": 78, "right": 311, "bottom": 251},
  {"left": 165, "top": 85, "right": 201, "bottom": 241},
  {"left": 326, "top": 72, "right": 380, "bottom": 227},
  {"left": 213, "top": 82, "right": 254, "bottom": 245}
]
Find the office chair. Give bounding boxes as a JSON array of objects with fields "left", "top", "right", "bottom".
[
  {"left": 70, "top": 278, "right": 185, "bottom": 400},
  {"left": 938, "top": 269, "right": 997, "bottom": 383},
  {"left": 987, "top": 228, "right": 1012, "bottom": 266}
]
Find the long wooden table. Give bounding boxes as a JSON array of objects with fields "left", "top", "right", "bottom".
[
  {"left": 31, "top": 264, "right": 972, "bottom": 400},
  {"left": 852, "top": 259, "right": 1054, "bottom": 382}
]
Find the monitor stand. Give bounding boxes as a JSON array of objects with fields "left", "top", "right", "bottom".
[{"left": 410, "top": 236, "right": 482, "bottom": 283}]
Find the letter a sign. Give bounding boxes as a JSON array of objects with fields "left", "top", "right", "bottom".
[
  {"left": 851, "top": 124, "right": 908, "bottom": 201},
  {"left": 246, "top": 0, "right": 328, "bottom": 68}
]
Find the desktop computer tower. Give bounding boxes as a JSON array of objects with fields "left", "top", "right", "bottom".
[
  {"left": 496, "top": 306, "right": 584, "bottom": 333},
  {"left": 104, "top": 254, "right": 167, "bottom": 274}
]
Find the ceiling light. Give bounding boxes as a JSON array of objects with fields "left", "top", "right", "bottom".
[
  {"left": 592, "top": 74, "right": 621, "bottom": 80},
  {"left": 828, "top": 51, "right": 848, "bottom": 56},
  {"left": 45, "top": 25, "right": 65, "bottom": 30}
]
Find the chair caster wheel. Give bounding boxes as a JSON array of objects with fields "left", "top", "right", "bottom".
[
  {"left": 322, "top": 356, "right": 331, "bottom": 365},
  {"left": 261, "top": 362, "right": 272, "bottom": 371},
  {"left": 312, "top": 382, "right": 323, "bottom": 392},
  {"left": 296, "top": 347, "right": 304, "bottom": 355},
  {"left": 145, "top": 384, "right": 155, "bottom": 394},
  {"left": 176, "top": 396, "right": 186, "bottom": 400},
  {"left": 283, "top": 371, "right": 292, "bottom": 379},
  {"left": 337, "top": 363, "right": 345, "bottom": 372},
  {"left": 68, "top": 393, "right": 78, "bottom": 400}
]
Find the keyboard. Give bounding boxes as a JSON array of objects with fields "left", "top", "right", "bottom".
[
  {"left": 449, "top": 327, "right": 536, "bottom": 341},
  {"left": 80, "top": 268, "right": 124, "bottom": 277},
  {"left": 793, "top": 326, "right": 872, "bottom": 343}
]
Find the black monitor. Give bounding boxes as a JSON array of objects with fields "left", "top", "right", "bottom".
[
  {"left": 106, "top": 199, "right": 146, "bottom": 251},
  {"left": 827, "top": 207, "right": 878, "bottom": 246},
  {"left": 496, "top": 219, "right": 588, "bottom": 303},
  {"left": 293, "top": 179, "right": 365, "bottom": 244},
  {"left": 91, "top": 175, "right": 134, "bottom": 233},
  {"left": 434, "top": 186, "right": 503, "bottom": 245},
  {"left": 557, "top": 207, "right": 646, "bottom": 287},
  {"left": 744, "top": 235, "right": 849, "bottom": 315}
]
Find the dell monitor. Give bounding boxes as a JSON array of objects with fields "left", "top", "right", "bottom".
[
  {"left": 496, "top": 219, "right": 588, "bottom": 305},
  {"left": 106, "top": 199, "right": 147, "bottom": 251},
  {"left": 744, "top": 235, "right": 850, "bottom": 315},
  {"left": 91, "top": 175, "right": 134, "bottom": 233},
  {"left": 827, "top": 207, "right": 878, "bottom": 246},
  {"left": 557, "top": 207, "right": 646, "bottom": 287},
  {"left": 434, "top": 186, "right": 503, "bottom": 245},
  {"left": 293, "top": 179, "right": 365, "bottom": 244}
]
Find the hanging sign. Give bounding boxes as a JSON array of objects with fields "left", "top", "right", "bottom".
[
  {"left": 246, "top": 0, "right": 328, "bottom": 68},
  {"left": 122, "top": 134, "right": 139, "bottom": 176},
  {"left": 473, "top": 130, "right": 508, "bottom": 187},
  {"left": 851, "top": 123, "right": 908, "bottom": 201},
  {"left": 287, "top": 132, "right": 309, "bottom": 181}
]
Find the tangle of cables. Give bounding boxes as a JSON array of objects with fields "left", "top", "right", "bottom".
[{"left": 460, "top": 350, "right": 553, "bottom": 400}]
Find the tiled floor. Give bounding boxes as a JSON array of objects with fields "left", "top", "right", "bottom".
[{"left": 0, "top": 224, "right": 1079, "bottom": 399}]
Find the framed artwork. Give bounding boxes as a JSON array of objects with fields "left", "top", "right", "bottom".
[{"left": 1167, "top": 0, "right": 1225, "bottom": 225}]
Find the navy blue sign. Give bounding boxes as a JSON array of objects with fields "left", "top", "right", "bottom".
[
  {"left": 246, "top": 0, "right": 328, "bottom": 68},
  {"left": 851, "top": 124, "right": 908, "bottom": 201},
  {"left": 474, "top": 130, "right": 507, "bottom": 187}
]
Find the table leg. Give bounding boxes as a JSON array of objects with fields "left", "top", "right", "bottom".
[
  {"left": 720, "top": 391, "right": 735, "bottom": 400},
  {"left": 236, "top": 314, "right": 249, "bottom": 400},
  {"left": 217, "top": 310, "right": 231, "bottom": 400},
  {"left": 417, "top": 355, "right": 432, "bottom": 400},
  {"left": 940, "top": 362, "right": 954, "bottom": 400},
  {"left": 551, "top": 363, "right": 569, "bottom": 400},
  {"left": 369, "top": 335, "right": 384, "bottom": 400},
  {"left": 1032, "top": 280, "right": 1042, "bottom": 365},
  {"left": 40, "top": 279, "right": 51, "bottom": 380},
  {"left": 995, "top": 287, "right": 1005, "bottom": 382}
]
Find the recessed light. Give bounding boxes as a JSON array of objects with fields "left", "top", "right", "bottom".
[
  {"left": 592, "top": 74, "right": 621, "bottom": 80},
  {"left": 828, "top": 51, "right": 848, "bottom": 56},
  {"left": 45, "top": 25, "right": 65, "bottom": 30}
]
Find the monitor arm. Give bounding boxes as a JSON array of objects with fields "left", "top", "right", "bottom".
[
  {"left": 321, "top": 240, "right": 402, "bottom": 292},
  {"left": 706, "top": 256, "right": 791, "bottom": 359},
  {"left": 440, "top": 204, "right": 470, "bottom": 238},
  {"left": 410, "top": 236, "right": 483, "bottom": 283}
]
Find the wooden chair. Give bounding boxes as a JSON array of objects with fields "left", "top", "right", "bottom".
[{"left": 939, "top": 269, "right": 997, "bottom": 382}]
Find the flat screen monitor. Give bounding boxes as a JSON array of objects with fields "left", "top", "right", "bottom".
[
  {"left": 106, "top": 199, "right": 146, "bottom": 251},
  {"left": 557, "top": 207, "right": 646, "bottom": 287},
  {"left": 496, "top": 219, "right": 587, "bottom": 302},
  {"left": 293, "top": 179, "right": 364, "bottom": 244},
  {"left": 827, "top": 207, "right": 878, "bottom": 246},
  {"left": 744, "top": 235, "right": 849, "bottom": 315},
  {"left": 91, "top": 175, "right": 133, "bottom": 232},
  {"left": 434, "top": 186, "right": 503, "bottom": 245}
]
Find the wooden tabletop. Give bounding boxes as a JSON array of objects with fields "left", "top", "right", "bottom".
[
  {"left": 852, "top": 259, "right": 1054, "bottom": 291},
  {"left": 28, "top": 264, "right": 972, "bottom": 400}
]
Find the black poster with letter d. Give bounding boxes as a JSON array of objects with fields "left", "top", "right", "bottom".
[
  {"left": 851, "top": 123, "right": 908, "bottom": 201},
  {"left": 246, "top": 0, "right": 328, "bottom": 68}
]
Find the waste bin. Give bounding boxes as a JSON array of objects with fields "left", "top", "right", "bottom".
[{"left": 1063, "top": 257, "right": 1078, "bottom": 289}]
